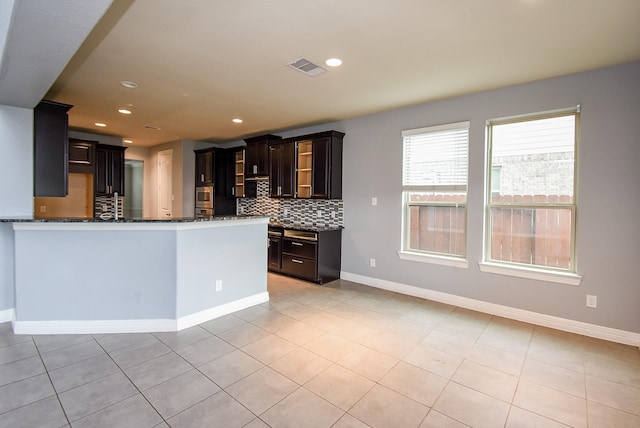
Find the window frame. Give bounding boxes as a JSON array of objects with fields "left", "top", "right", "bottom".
[
  {"left": 399, "top": 121, "right": 470, "bottom": 267},
  {"left": 481, "top": 106, "right": 582, "bottom": 285}
]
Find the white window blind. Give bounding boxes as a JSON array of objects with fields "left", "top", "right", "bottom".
[
  {"left": 491, "top": 115, "right": 576, "bottom": 158},
  {"left": 402, "top": 121, "right": 469, "bottom": 191}
]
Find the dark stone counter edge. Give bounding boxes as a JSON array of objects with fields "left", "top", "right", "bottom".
[{"left": 0, "top": 215, "right": 270, "bottom": 223}]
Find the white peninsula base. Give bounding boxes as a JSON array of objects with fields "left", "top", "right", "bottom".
[{"left": 11, "top": 217, "right": 269, "bottom": 334}]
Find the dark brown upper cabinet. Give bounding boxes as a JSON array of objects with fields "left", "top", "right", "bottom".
[
  {"left": 194, "top": 149, "right": 214, "bottom": 186},
  {"left": 278, "top": 131, "right": 344, "bottom": 199},
  {"left": 68, "top": 138, "right": 96, "bottom": 174},
  {"left": 95, "top": 144, "right": 126, "bottom": 196},
  {"left": 244, "top": 134, "right": 281, "bottom": 178},
  {"left": 226, "top": 147, "right": 245, "bottom": 197},
  {"left": 269, "top": 140, "right": 295, "bottom": 198},
  {"left": 34, "top": 100, "right": 73, "bottom": 197},
  {"left": 294, "top": 130, "right": 344, "bottom": 199}
]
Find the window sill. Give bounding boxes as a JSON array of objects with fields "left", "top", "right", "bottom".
[
  {"left": 398, "top": 251, "right": 469, "bottom": 269},
  {"left": 478, "top": 262, "right": 582, "bottom": 286}
]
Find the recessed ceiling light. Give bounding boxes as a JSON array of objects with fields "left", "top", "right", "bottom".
[
  {"left": 325, "top": 58, "right": 342, "bottom": 67},
  {"left": 118, "top": 109, "right": 132, "bottom": 115},
  {"left": 120, "top": 80, "right": 138, "bottom": 89},
  {"left": 95, "top": 122, "right": 107, "bottom": 127},
  {"left": 123, "top": 139, "right": 133, "bottom": 144},
  {"left": 232, "top": 118, "right": 243, "bottom": 123}
]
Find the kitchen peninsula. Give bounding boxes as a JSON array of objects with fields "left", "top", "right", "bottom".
[{"left": 7, "top": 216, "right": 269, "bottom": 334}]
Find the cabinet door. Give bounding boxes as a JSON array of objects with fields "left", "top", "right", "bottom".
[
  {"left": 280, "top": 142, "right": 295, "bottom": 198},
  {"left": 95, "top": 146, "right": 126, "bottom": 196},
  {"left": 233, "top": 149, "right": 245, "bottom": 197},
  {"left": 195, "top": 153, "right": 205, "bottom": 186},
  {"left": 34, "top": 101, "right": 72, "bottom": 197},
  {"left": 203, "top": 151, "right": 214, "bottom": 184},
  {"left": 195, "top": 151, "right": 214, "bottom": 186},
  {"left": 268, "top": 237, "right": 282, "bottom": 272},
  {"left": 94, "top": 147, "right": 109, "bottom": 195},
  {"left": 68, "top": 139, "right": 96, "bottom": 174},
  {"left": 245, "top": 140, "right": 268, "bottom": 177},
  {"left": 269, "top": 145, "right": 283, "bottom": 197},
  {"left": 311, "top": 137, "right": 331, "bottom": 198},
  {"left": 111, "top": 148, "right": 125, "bottom": 195},
  {"left": 269, "top": 141, "right": 295, "bottom": 197}
]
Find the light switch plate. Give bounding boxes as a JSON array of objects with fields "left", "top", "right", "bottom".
[{"left": 372, "top": 197, "right": 377, "bottom": 206}]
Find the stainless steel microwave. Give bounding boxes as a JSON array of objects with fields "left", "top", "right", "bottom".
[{"left": 195, "top": 186, "right": 213, "bottom": 208}]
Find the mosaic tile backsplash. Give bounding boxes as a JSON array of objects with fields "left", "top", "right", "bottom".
[
  {"left": 237, "top": 180, "right": 344, "bottom": 228},
  {"left": 95, "top": 195, "right": 124, "bottom": 219}
]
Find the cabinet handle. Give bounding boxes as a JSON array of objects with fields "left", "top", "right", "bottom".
[
  {"left": 201, "top": 174, "right": 205, "bottom": 182},
  {"left": 277, "top": 185, "right": 281, "bottom": 195},
  {"left": 292, "top": 242, "right": 303, "bottom": 246},
  {"left": 253, "top": 165, "right": 257, "bottom": 174},
  {"left": 231, "top": 187, "right": 235, "bottom": 196},
  {"left": 291, "top": 259, "right": 303, "bottom": 264}
]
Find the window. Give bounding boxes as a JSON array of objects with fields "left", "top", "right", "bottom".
[
  {"left": 484, "top": 107, "right": 579, "bottom": 278},
  {"left": 400, "top": 121, "right": 469, "bottom": 264}
]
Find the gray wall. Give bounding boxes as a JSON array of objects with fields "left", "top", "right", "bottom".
[
  {"left": 0, "top": 105, "right": 33, "bottom": 313},
  {"left": 279, "top": 62, "right": 640, "bottom": 334},
  {"left": 176, "top": 222, "right": 267, "bottom": 318},
  {"left": 0, "top": 105, "right": 33, "bottom": 217},
  {"left": 14, "top": 228, "right": 177, "bottom": 321}
]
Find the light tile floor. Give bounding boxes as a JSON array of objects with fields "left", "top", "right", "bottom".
[{"left": 1, "top": 273, "right": 639, "bottom": 427}]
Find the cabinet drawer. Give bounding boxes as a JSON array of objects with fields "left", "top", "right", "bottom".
[
  {"left": 282, "top": 256, "right": 316, "bottom": 281},
  {"left": 282, "top": 238, "right": 316, "bottom": 259}
]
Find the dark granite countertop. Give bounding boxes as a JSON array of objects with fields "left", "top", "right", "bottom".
[
  {"left": 1, "top": 216, "right": 342, "bottom": 232},
  {"left": 268, "top": 219, "right": 343, "bottom": 232},
  {"left": 0, "top": 215, "right": 270, "bottom": 223}
]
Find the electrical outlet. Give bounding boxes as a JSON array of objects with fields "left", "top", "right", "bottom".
[
  {"left": 39, "top": 205, "right": 46, "bottom": 213},
  {"left": 586, "top": 294, "right": 597, "bottom": 308},
  {"left": 317, "top": 210, "right": 323, "bottom": 218},
  {"left": 331, "top": 212, "right": 337, "bottom": 219},
  {"left": 216, "top": 279, "right": 222, "bottom": 292},
  {"left": 371, "top": 197, "right": 377, "bottom": 206},
  {"left": 284, "top": 208, "right": 289, "bottom": 216},
  {"left": 370, "top": 258, "right": 376, "bottom": 268}
]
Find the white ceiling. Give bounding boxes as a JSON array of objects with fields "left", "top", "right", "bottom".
[{"left": 4, "top": 0, "right": 640, "bottom": 147}]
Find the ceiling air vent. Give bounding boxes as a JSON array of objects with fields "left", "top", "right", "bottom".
[{"left": 287, "top": 57, "right": 326, "bottom": 76}]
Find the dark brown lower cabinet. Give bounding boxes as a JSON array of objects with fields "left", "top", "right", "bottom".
[
  {"left": 268, "top": 228, "right": 282, "bottom": 272},
  {"left": 279, "top": 229, "right": 341, "bottom": 284}
]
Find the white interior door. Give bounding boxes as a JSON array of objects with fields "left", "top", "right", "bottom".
[{"left": 158, "top": 149, "right": 173, "bottom": 218}]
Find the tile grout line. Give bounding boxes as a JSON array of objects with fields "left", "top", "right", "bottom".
[{"left": 32, "top": 335, "right": 72, "bottom": 427}]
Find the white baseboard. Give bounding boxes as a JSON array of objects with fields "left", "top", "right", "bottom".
[
  {"left": 0, "top": 308, "right": 15, "bottom": 324},
  {"left": 176, "top": 292, "right": 270, "bottom": 331},
  {"left": 12, "top": 292, "right": 270, "bottom": 335},
  {"left": 341, "top": 271, "right": 640, "bottom": 347},
  {"left": 13, "top": 318, "right": 178, "bottom": 335}
]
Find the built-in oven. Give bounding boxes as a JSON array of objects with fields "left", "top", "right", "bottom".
[{"left": 195, "top": 186, "right": 214, "bottom": 218}]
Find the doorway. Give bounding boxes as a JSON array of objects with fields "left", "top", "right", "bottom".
[
  {"left": 124, "top": 160, "right": 143, "bottom": 219},
  {"left": 158, "top": 149, "right": 173, "bottom": 218}
]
